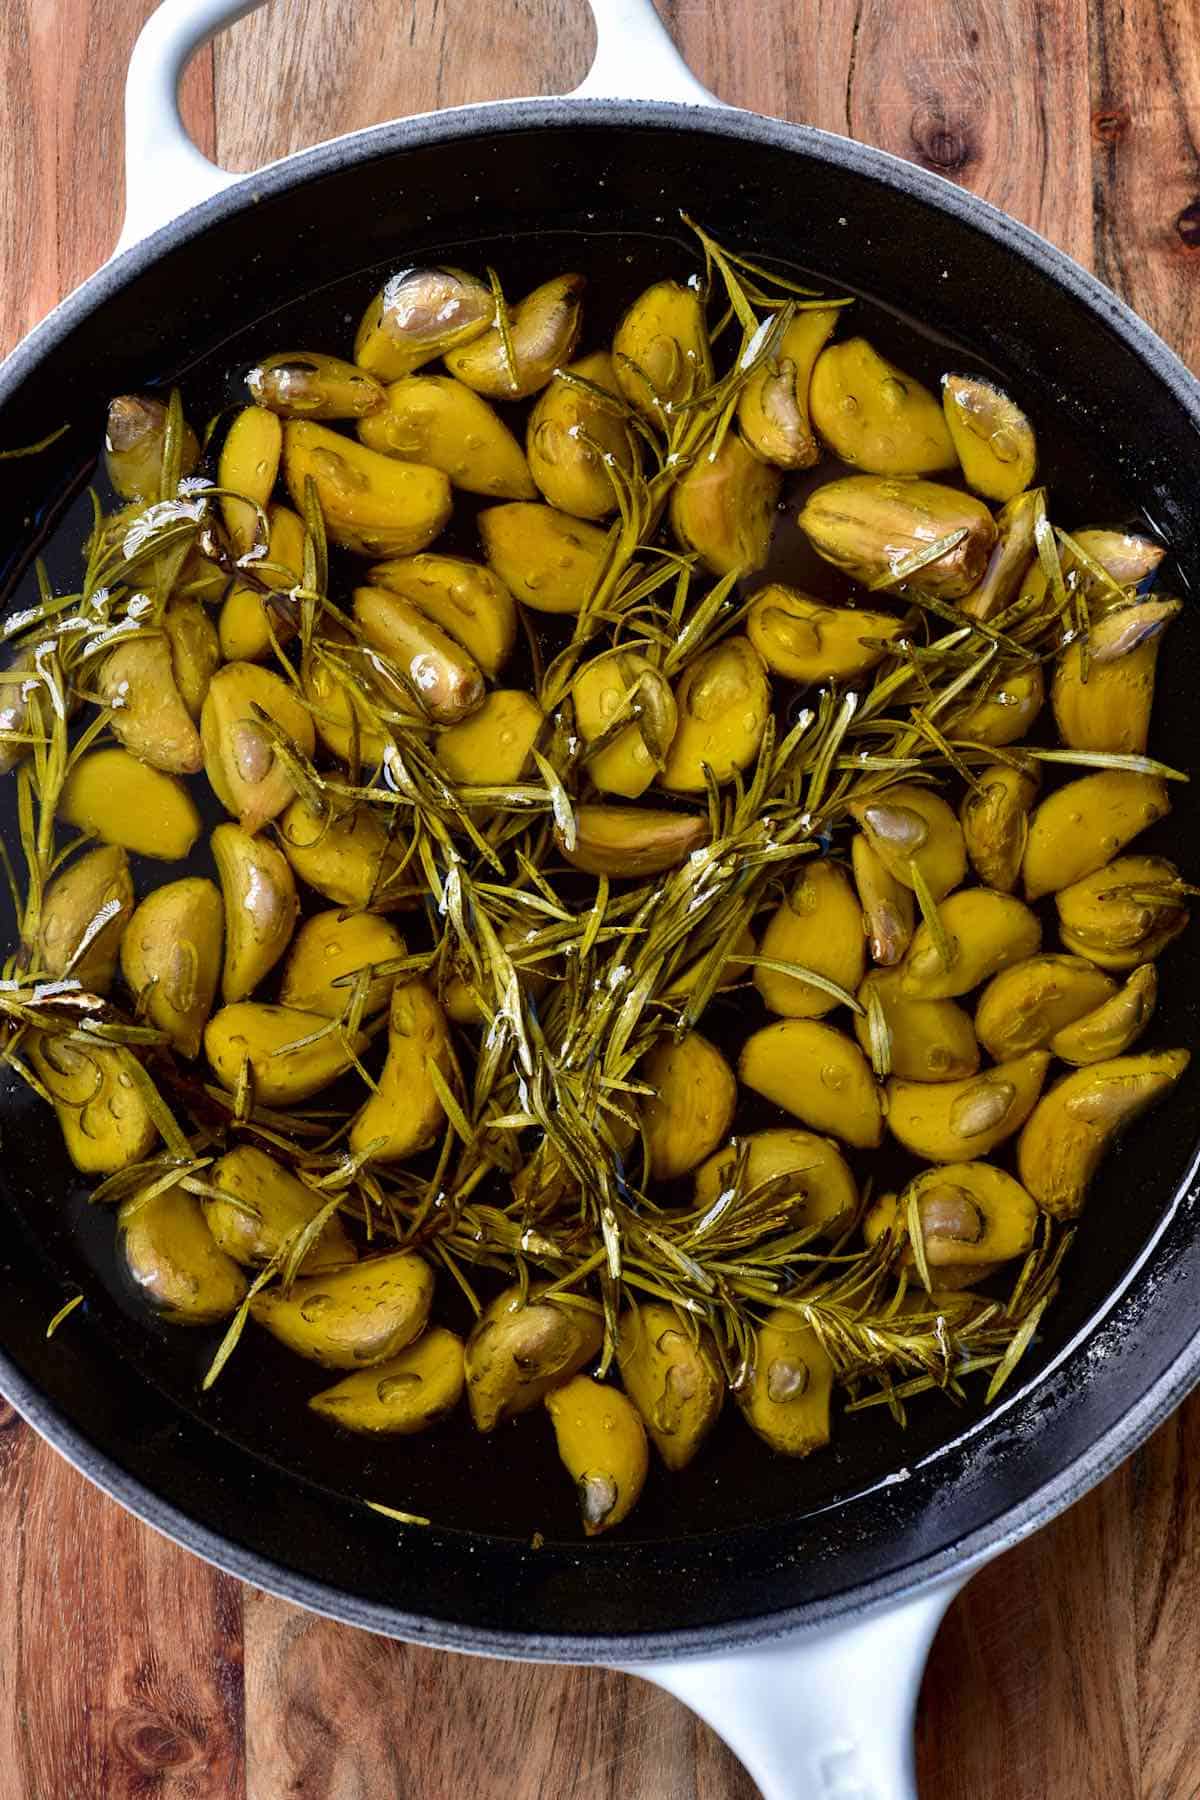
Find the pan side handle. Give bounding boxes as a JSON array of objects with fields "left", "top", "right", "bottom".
[
  {"left": 115, "top": 0, "right": 721, "bottom": 256},
  {"left": 620, "top": 1575, "right": 966, "bottom": 1800}
]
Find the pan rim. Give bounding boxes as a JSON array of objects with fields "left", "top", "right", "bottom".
[{"left": 3, "top": 94, "right": 1200, "bottom": 1660}]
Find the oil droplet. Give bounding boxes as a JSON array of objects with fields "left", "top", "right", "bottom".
[
  {"left": 767, "top": 1357, "right": 809, "bottom": 1403},
  {"left": 820, "top": 1062, "right": 847, "bottom": 1091}
]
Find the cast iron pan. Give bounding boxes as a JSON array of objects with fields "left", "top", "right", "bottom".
[{"left": 1, "top": 2, "right": 1199, "bottom": 1792}]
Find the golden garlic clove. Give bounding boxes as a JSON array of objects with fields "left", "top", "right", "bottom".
[
  {"left": 642, "top": 1031, "right": 738, "bottom": 1181},
  {"left": 478, "top": 501, "right": 610, "bottom": 615},
  {"left": 282, "top": 419, "right": 452, "bottom": 558},
  {"left": 546, "top": 1375, "right": 649, "bottom": 1536},
  {"left": 865, "top": 1161, "right": 1037, "bottom": 1270},
  {"left": 353, "top": 584, "right": 485, "bottom": 726},
  {"left": 659, "top": 635, "right": 771, "bottom": 793},
  {"left": 359, "top": 374, "right": 536, "bottom": 499},
  {"left": 1048, "top": 963, "right": 1157, "bottom": 1067},
  {"left": 435, "top": 689, "right": 544, "bottom": 786},
  {"left": 692, "top": 1128, "right": 858, "bottom": 1235},
  {"left": 527, "top": 351, "right": 635, "bottom": 520},
  {"left": 974, "top": 953, "right": 1117, "bottom": 1062},
  {"left": 219, "top": 404, "right": 283, "bottom": 558},
  {"left": 120, "top": 876, "right": 223, "bottom": 1058},
  {"left": 58, "top": 749, "right": 201, "bottom": 861},
  {"left": 200, "top": 661, "right": 317, "bottom": 834},
  {"left": 941, "top": 373, "right": 1037, "bottom": 502},
  {"left": 617, "top": 1302, "right": 724, "bottom": 1471},
  {"left": 612, "top": 279, "right": 713, "bottom": 427},
  {"left": 949, "top": 660, "right": 1044, "bottom": 747},
  {"left": 465, "top": 1283, "right": 604, "bottom": 1432},
  {"left": 1051, "top": 596, "right": 1181, "bottom": 756},
  {"left": 755, "top": 858, "right": 866, "bottom": 1018},
  {"left": 204, "top": 1144, "right": 356, "bottom": 1273},
  {"left": 668, "top": 431, "right": 781, "bottom": 576},
  {"left": 737, "top": 1311, "right": 834, "bottom": 1457},
  {"left": 251, "top": 1251, "right": 435, "bottom": 1369},
  {"left": 960, "top": 763, "right": 1040, "bottom": 892},
  {"left": 810, "top": 338, "right": 956, "bottom": 475},
  {"left": 1055, "top": 854, "right": 1190, "bottom": 970},
  {"left": 309, "top": 1328, "right": 466, "bottom": 1434},
  {"left": 799, "top": 475, "right": 995, "bottom": 601},
  {"left": 218, "top": 502, "right": 306, "bottom": 664},
  {"left": 355, "top": 266, "right": 495, "bottom": 381},
  {"left": 1017, "top": 1049, "right": 1190, "bottom": 1218},
  {"left": 97, "top": 635, "right": 203, "bottom": 773},
  {"left": 119, "top": 1184, "right": 246, "bottom": 1324},
  {"left": 29, "top": 1035, "right": 159, "bottom": 1174},
  {"left": 746, "top": 586, "right": 906, "bottom": 684},
  {"left": 162, "top": 597, "right": 220, "bottom": 720},
  {"left": 247, "top": 351, "right": 385, "bottom": 420},
  {"left": 444, "top": 273, "right": 586, "bottom": 400},
  {"left": 210, "top": 822, "right": 299, "bottom": 1004},
  {"left": 885, "top": 1051, "right": 1050, "bottom": 1163},
  {"left": 854, "top": 969, "right": 980, "bottom": 1083},
  {"left": 573, "top": 648, "right": 677, "bottom": 799},
  {"left": 204, "top": 1002, "right": 367, "bottom": 1106},
  {"left": 849, "top": 782, "right": 967, "bottom": 901},
  {"left": 851, "top": 833, "right": 916, "bottom": 966},
  {"left": 899, "top": 888, "right": 1042, "bottom": 1000},
  {"left": 367, "top": 552, "right": 517, "bottom": 676},
  {"left": 279, "top": 797, "right": 407, "bottom": 910},
  {"left": 556, "top": 804, "right": 710, "bottom": 877},
  {"left": 739, "top": 1018, "right": 883, "bottom": 1148},
  {"left": 37, "top": 844, "right": 133, "bottom": 995},
  {"left": 959, "top": 487, "right": 1042, "bottom": 623},
  {"left": 349, "top": 979, "right": 453, "bottom": 1164},
  {"left": 1022, "top": 770, "right": 1170, "bottom": 901},
  {"left": 736, "top": 305, "right": 842, "bottom": 469},
  {"left": 280, "top": 909, "right": 405, "bottom": 1020},
  {"left": 105, "top": 393, "right": 199, "bottom": 502}
]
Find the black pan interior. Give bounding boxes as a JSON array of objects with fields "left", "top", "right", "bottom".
[{"left": 1, "top": 107, "right": 1199, "bottom": 1656}]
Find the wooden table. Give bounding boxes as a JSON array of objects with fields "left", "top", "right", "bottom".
[{"left": 2, "top": 1, "right": 1199, "bottom": 1794}]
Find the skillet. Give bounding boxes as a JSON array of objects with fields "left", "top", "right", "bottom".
[{"left": 1, "top": 1, "right": 1199, "bottom": 1792}]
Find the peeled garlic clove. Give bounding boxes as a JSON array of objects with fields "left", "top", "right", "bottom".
[
  {"left": 556, "top": 805, "right": 710, "bottom": 877},
  {"left": 279, "top": 797, "right": 407, "bottom": 910},
  {"left": 200, "top": 661, "right": 317, "bottom": 833},
  {"left": 251, "top": 1251, "right": 434, "bottom": 1369},
  {"left": 478, "top": 501, "right": 610, "bottom": 615},
  {"left": 739, "top": 1018, "right": 883, "bottom": 1148},
  {"left": 282, "top": 419, "right": 452, "bottom": 558},
  {"left": 105, "top": 394, "right": 199, "bottom": 502},
  {"left": 810, "top": 338, "right": 956, "bottom": 475},
  {"left": 799, "top": 475, "right": 995, "bottom": 601},
  {"left": 280, "top": 909, "right": 405, "bottom": 1020},
  {"left": 435, "top": 689, "right": 544, "bottom": 785},
  {"left": 219, "top": 404, "right": 283, "bottom": 558},
  {"left": 119, "top": 1184, "right": 246, "bottom": 1324},
  {"left": 162, "top": 597, "right": 219, "bottom": 719},
  {"left": 1048, "top": 963, "right": 1158, "bottom": 1067},
  {"left": 974, "top": 953, "right": 1117, "bottom": 1062},
  {"left": 204, "top": 1002, "right": 368, "bottom": 1106},
  {"left": 572, "top": 648, "right": 677, "bottom": 799},
  {"left": 97, "top": 635, "right": 203, "bottom": 773},
  {"left": 866, "top": 1161, "right": 1037, "bottom": 1270},
  {"left": 37, "top": 844, "right": 133, "bottom": 995},
  {"left": 444, "top": 273, "right": 585, "bottom": 400},
  {"left": 736, "top": 305, "right": 842, "bottom": 469},
  {"left": 941, "top": 373, "right": 1037, "bottom": 502},
  {"left": 899, "top": 888, "right": 1042, "bottom": 999},
  {"left": 960, "top": 763, "right": 1040, "bottom": 892},
  {"left": 849, "top": 782, "right": 967, "bottom": 900},
  {"left": 642, "top": 1031, "right": 737, "bottom": 1181},
  {"left": 353, "top": 584, "right": 485, "bottom": 726},
  {"left": 309, "top": 1327, "right": 466, "bottom": 1434},
  {"left": 959, "top": 486, "right": 1043, "bottom": 623},
  {"left": 465, "top": 1282, "right": 604, "bottom": 1431},
  {"left": 355, "top": 266, "right": 495, "bottom": 381},
  {"left": 693, "top": 1129, "right": 858, "bottom": 1236},
  {"left": 668, "top": 430, "right": 781, "bottom": 576},
  {"left": 617, "top": 1302, "right": 724, "bottom": 1471},
  {"left": 612, "top": 279, "right": 714, "bottom": 427},
  {"left": 58, "top": 749, "right": 201, "bottom": 861},
  {"left": 359, "top": 374, "right": 536, "bottom": 500},
  {"left": 211, "top": 822, "right": 299, "bottom": 1004},
  {"left": 247, "top": 351, "right": 385, "bottom": 420},
  {"left": 527, "top": 351, "right": 635, "bottom": 520},
  {"left": 851, "top": 833, "right": 916, "bottom": 965},
  {"left": 746, "top": 586, "right": 905, "bottom": 684},
  {"left": 949, "top": 660, "right": 1044, "bottom": 747},
  {"left": 885, "top": 1052, "right": 1049, "bottom": 1163},
  {"left": 29, "top": 1034, "right": 158, "bottom": 1174},
  {"left": 546, "top": 1375, "right": 649, "bottom": 1536},
  {"left": 367, "top": 551, "right": 517, "bottom": 676},
  {"left": 349, "top": 979, "right": 453, "bottom": 1164},
  {"left": 1051, "top": 595, "right": 1181, "bottom": 756},
  {"left": 1017, "top": 1049, "right": 1189, "bottom": 1218},
  {"left": 755, "top": 858, "right": 866, "bottom": 1018},
  {"left": 738, "top": 1311, "right": 834, "bottom": 1457},
  {"left": 1022, "top": 770, "right": 1169, "bottom": 901},
  {"left": 204, "top": 1144, "right": 356, "bottom": 1272},
  {"left": 659, "top": 635, "right": 770, "bottom": 793},
  {"left": 854, "top": 969, "right": 979, "bottom": 1083},
  {"left": 1055, "top": 854, "right": 1190, "bottom": 970},
  {"left": 120, "top": 876, "right": 223, "bottom": 1058}
]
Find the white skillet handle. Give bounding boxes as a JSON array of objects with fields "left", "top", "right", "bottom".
[
  {"left": 115, "top": 0, "right": 719, "bottom": 255},
  {"left": 622, "top": 1576, "right": 965, "bottom": 1800}
]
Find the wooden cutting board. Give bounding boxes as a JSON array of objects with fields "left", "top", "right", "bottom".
[{"left": 2, "top": 2, "right": 1199, "bottom": 1794}]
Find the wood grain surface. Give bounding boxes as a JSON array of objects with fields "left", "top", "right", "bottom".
[{"left": 2, "top": 2, "right": 1200, "bottom": 1795}]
